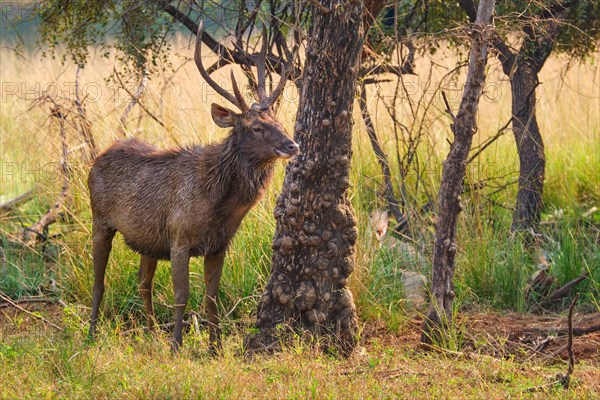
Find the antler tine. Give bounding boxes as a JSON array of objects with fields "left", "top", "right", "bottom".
[
  {"left": 255, "top": 25, "right": 268, "bottom": 105},
  {"left": 194, "top": 21, "right": 241, "bottom": 109},
  {"left": 264, "top": 63, "right": 287, "bottom": 109},
  {"left": 230, "top": 71, "right": 249, "bottom": 113}
]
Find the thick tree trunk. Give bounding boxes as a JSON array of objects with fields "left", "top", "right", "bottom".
[
  {"left": 245, "top": 1, "right": 366, "bottom": 356},
  {"left": 421, "top": 0, "right": 495, "bottom": 344},
  {"left": 510, "top": 64, "right": 545, "bottom": 233}
]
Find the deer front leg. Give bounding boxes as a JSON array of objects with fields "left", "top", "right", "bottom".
[
  {"left": 170, "top": 248, "right": 190, "bottom": 352},
  {"left": 204, "top": 251, "right": 225, "bottom": 354}
]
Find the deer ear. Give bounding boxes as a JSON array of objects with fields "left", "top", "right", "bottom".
[{"left": 211, "top": 103, "right": 237, "bottom": 128}]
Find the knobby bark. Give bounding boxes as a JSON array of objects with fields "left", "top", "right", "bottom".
[
  {"left": 421, "top": 0, "right": 495, "bottom": 344},
  {"left": 245, "top": 0, "right": 369, "bottom": 356}
]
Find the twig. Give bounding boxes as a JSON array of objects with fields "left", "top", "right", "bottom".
[
  {"left": 74, "top": 67, "right": 98, "bottom": 160},
  {"left": 359, "top": 81, "right": 405, "bottom": 223},
  {"left": 120, "top": 321, "right": 181, "bottom": 336},
  {"left": 114, "top": 67, "right": 164, "bottom": 136},
  {"left": 223, "top": 294, "right": 259, "bottom": 319},
  {"left": 441, "top": 91, "right": 456, "bottom": 121},
  {"left": 0, "top": 293, "right": 63, "bottom": 330},
  {"left": 467, "top": 116, "right": 513, "bottom": 164},
  {"left": 562, "top": 293, "right": 579, "bottom": 389}
]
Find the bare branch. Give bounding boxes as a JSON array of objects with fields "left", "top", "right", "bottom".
[
  {"left": 467, "top": 116, "right": 513, "bottom": 164},
  {"left": 22, "top": 105, "right": 70, "bottom": 244},
  {"left": 117, "top": 68, "right": 149, "bottom": 136},
  {"left": 74, "top": 67, "right": 97, "bottom": 160},
  {"left": 114, "top": 67, "right": 165, "bottom": 132}
]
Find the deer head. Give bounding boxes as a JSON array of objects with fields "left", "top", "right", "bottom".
[{"left": 194, "top": 21, "right": 298, "bottom": 162}]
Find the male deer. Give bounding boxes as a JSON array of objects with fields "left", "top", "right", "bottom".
[{"left": 87, "top": 22, "right": 298, "bottom": 352}]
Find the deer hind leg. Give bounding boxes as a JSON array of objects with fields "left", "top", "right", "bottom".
[
  {"left": 88, "top": 222, "right": 115, "bottom": 338},
  {"left": 170, "top": 248, "right": 190, "bottom": 352},
  {"left": 204, "top": 251, "right": 225, "bottom": 354},
  {"left": 138, "top": 255, "right": 158, "bottom": 331}
]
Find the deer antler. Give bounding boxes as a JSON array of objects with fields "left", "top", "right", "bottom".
[
  {"left": 195, "top": 21, "right": 249, "bottom": 113},
  {"left": 263, "top": 63, "right": 287, "bottom": 109},
  {"left": 253, "top": 26, "right": 287, "bottom": 109},
  {"left": 255, "top": 26, "right": 269, "bottom": 105}
]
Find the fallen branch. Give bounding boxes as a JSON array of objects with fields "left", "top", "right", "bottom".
[
  {"left": 340, "top": 368, "right": 428, "bottom": 377},
  {"left": 0, "top": 293, "right": 63, "bottom": 330},
  {"left": 543, "top": 273, "right": 589, "bottom": 305},
  {"left": 0, "top": 189, "right": 35, "bottom": 214},
  {"left": 524, "top": 323, "right": 600, "bottom": 337},
  {"left": 0, "top": 296, "right": 58, "bottom": 309},
  {"left": 120, "top": 312, "right": 209, "bottom": 336}
]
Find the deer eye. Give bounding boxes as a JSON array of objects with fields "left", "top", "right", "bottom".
[{"left": 251, "top": 126, "right": 263, "bottom": 135}]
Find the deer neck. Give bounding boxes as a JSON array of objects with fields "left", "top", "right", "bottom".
[{"left": 199, "top": 140, "right": 274, "bottom": 203}]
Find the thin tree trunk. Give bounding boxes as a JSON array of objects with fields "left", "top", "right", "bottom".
[
  {"left": 510, "top": 64, "right": 545, "bottom": 233},
  {"left": 421, "top": 0, "right": 495, "bottom": 344},
  {"left": 245, "top": 0, "right": 368, "bottom": 356},
  {"left": 359, "top": 82, "right": 404, "bottom": 222}
]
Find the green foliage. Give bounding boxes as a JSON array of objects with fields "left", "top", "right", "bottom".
[
  {"left": 37, "top": 0, "right": 179, "bottom": 74},
  {"left": 457, "top": 228, "right": 533, "bottom": 312},
  {"left": 35, "top": 0, "right": 302, "bottom": 77},
  {"left": 38, "top": 0, "right": 113, "bottom": 67}
]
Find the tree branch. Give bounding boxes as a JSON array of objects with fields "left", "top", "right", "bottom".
[{"left": 160, "top": 1, "right": 293, "bottom": 78}]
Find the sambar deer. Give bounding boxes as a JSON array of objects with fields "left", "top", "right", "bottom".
[{"left": 87, "top": 22, "right": 298, "bottom": 352}]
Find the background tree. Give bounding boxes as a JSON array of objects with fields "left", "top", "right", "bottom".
[{"left": 457, "top": 0, "right": 600, "bottom": 233}]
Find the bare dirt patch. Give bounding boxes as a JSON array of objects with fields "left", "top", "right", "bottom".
[{"left": 360, "top": 312, "right": 600, "bottom": 364}]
